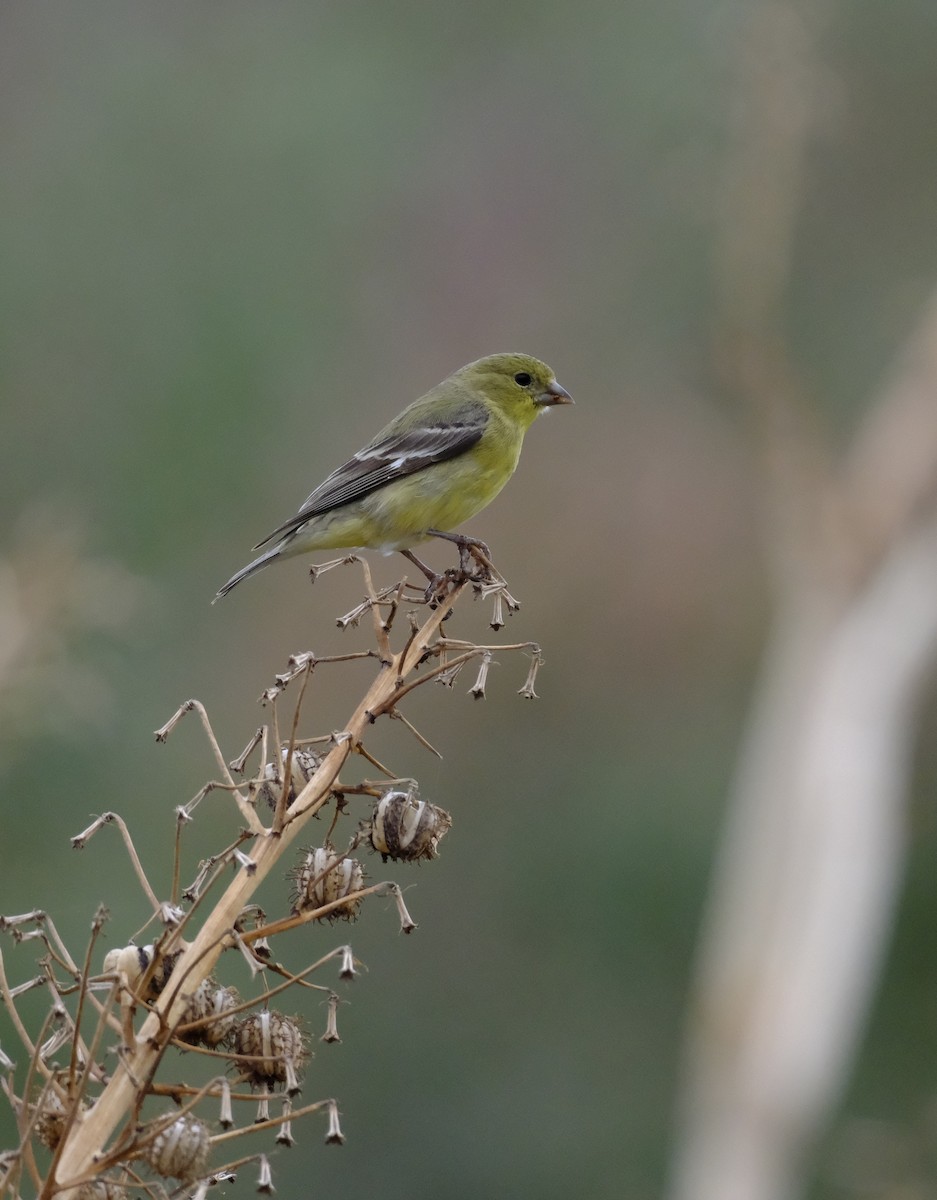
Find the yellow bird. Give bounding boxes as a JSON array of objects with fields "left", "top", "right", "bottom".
[{"left": 215, "top": 352, "right": 572, "bottom": 600}]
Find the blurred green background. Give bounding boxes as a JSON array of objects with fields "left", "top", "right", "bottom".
[{"left": 2, "top": 3, "right": 937, "bottom": 1197}]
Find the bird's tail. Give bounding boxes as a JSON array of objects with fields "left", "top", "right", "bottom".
[{"left": 212, "top": 545, "right": 282, "bottom": 603}]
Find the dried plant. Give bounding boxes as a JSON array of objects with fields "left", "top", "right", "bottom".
[{"left": 0, "top": 556, "right": 543, "bottom": 1198}]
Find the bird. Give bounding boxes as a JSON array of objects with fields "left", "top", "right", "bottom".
[{"left": 214, "top": 352, "right": 573, "bottom": 601}]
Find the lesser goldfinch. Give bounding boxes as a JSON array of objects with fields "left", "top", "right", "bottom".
[{"left": 214, "top": 352, "right": 572, "bottom": 600}]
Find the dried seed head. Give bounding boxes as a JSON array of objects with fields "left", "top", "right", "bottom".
[
  {"left": 149, "top": 949, "right": 182, "bottom": 995},
  {"left": 34, "top": 1093, "right": 69, "bottom": 1150},
  {"left": 369, "top": 789, "right": 452, "bottom": 862},
  {"left": 291, "top": 848, "right": 364, "bottom": 919},
  {"left": 179, "top": 979, "right": 241, "bottom": 1048},
  {"left": 102, "top": 945, "right": 180, "bottom": 999},
  {"left": 102, "top": 944, "right": 151, "bottom": 988},
  {"left": 256, "top": 746, "right": 323, "bottom": 810},
  {"left": 77, "top": 1181, "right": 129, "bottom": 1200},
  {"left": 142, "top": 1113, "right": 211, "bottom": 1182},
  {"left": 233, "top": 1011, "right": 307, "bottom": 1092}
]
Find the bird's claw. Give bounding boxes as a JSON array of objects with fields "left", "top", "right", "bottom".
[{"left": 423, "top": 568, "right": 460, "bottom": 608}]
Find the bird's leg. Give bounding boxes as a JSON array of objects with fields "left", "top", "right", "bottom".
[
  {"left": 427, "top": 530, "right": 495, "bottom": 581},
  {"left": 400, "top": 549, "right": 453, "bottom": 605},
  {"left": 400, "top": 548, "right": 436, "bottom": 582}
]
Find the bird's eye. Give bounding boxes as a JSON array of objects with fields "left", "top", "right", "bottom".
[{"left": 514, "top": 372, "right": 532, "bottom": 387}]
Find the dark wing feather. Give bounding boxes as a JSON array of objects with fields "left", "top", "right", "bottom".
[{"left": 252, "top": 410, "right": 487, "bottom": 550}]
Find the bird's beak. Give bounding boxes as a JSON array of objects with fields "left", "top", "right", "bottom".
[{"left": 535, "top": 378, "right": 574, "bottom": 406}]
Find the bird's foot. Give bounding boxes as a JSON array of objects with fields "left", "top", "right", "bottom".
[
  {"left": 425, "top": 533, "right": 521, "bottom": 626},
  {"left": 423, "top": 569, "right": 461, "bottom": 609},
  {"left": 402, "top": 536, "right": 511, "bottom": 619},
  {"left": 400, "top": 549, "right": 455, "bottom": 608},
  {"left": 427, "top": 530, "right": 498, "bottom": 585}
]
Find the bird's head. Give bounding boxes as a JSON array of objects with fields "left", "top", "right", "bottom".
[{"left": 460, "top": 353, "right": 573, "bottom": 428}]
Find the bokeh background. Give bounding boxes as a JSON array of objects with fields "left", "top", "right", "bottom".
[{"left": 3, "top": 3, "right": 937, "bottom": 1198}]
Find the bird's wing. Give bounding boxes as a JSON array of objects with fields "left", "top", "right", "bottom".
[{"left": 252, "top": 407, "right": 488, "bottom": 549}]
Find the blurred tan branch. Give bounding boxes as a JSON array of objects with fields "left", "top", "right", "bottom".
[{"left": 668, "top": 5, "right": 937, "bottom": 1200}]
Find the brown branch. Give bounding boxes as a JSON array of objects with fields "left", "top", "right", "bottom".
[{"left": 51, "top": 579, "right": 469, "bottom": 1194}]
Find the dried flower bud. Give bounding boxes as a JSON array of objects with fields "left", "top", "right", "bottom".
[
  {"left": 325, "top": 1099, "right": 345, "bottom": 1145},
  {"left": 218, "top": 1078, "right": 234, "bottom": 1129},
  {"left": 276, "top": 1097, "right": 295, "bottom": 1146},
  {"left": 233, "top": 1011, "right": 307, "bottom": 1092},
  {"left": 142, "top": 1113, "right": 211, "bottom": 1182},
  {"left": 321, "top": 991, "right": 341, "bottom": 1043},
  {"left": 257, "top": 1154, "right": 275, "bottom": 1193},
  {"left": 291, "top": 848, "right": 364, "bottom": 920},
  {"left": 179, "top": 979, "right": 240, "bottom": 1048},
  {"left": 369, "top": 789, "right": 452, "bottom": 862},
  {"left": 256, "top": 747, "right": 323, "bottom": 810}
]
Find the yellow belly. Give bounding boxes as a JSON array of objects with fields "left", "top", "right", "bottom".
[{"left": 282, "top": 429, "right": 523, "bottom": 555}]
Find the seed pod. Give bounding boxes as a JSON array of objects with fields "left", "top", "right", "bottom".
[
  {"left": 149, "top": 949, "right": 182, "bottom": 996},
  {"left": 34, "top": 1093, "right": 68, "bottom": 1150},
  {"left": 102, "top": 945, "right": 180, "bottom": 999},
  {"left": 233, "top": 1011, "right": 307, "bottom": 1093},
  {"left": 179, "top": 979, "right": 240, "bottom": 1048},
  {"left": 291, "top": 848, "right": 364, "bottom": 920},
  {"left": 142, "top": 1113, "right": 211, "bottom": 1182},
  {"left": 256, "top": 747, "right": 323, "bottom": 810},
  {"left": 102, "top": 944, "right": 151, "bottom": 989},
  {"left": 77, "top": 1182, "right": 128, "bottom": 1200},
  {"left": 369, "top": 789, "right": 452, "bottom": 862}
]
